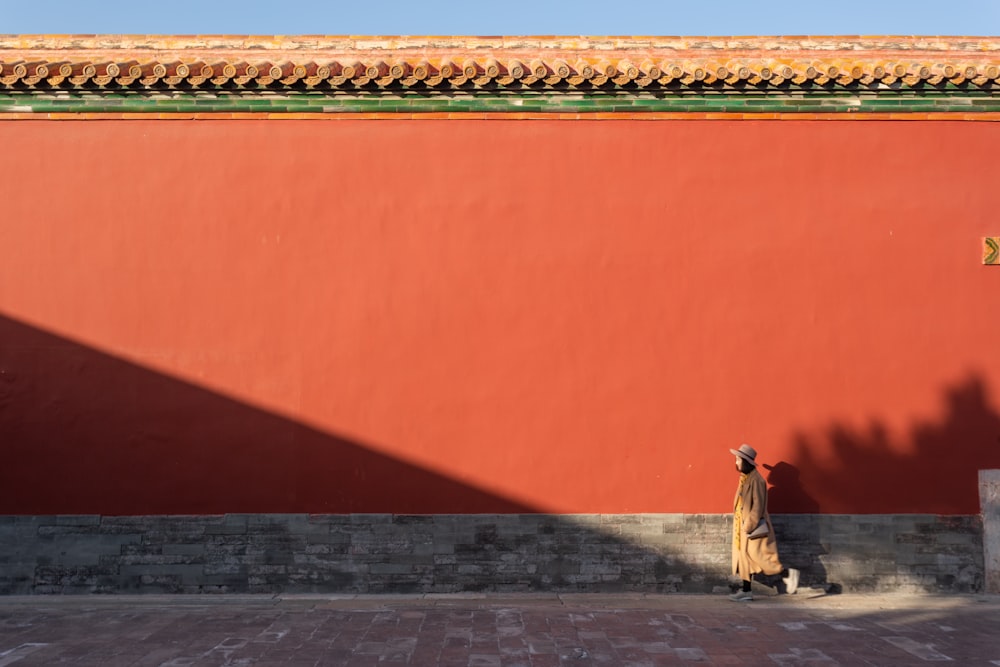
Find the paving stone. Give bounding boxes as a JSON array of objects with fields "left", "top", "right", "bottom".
[{"left": 0, "top": 593, "right": 999, "bottom": 665}]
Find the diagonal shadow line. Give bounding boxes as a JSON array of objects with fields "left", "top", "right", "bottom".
[
  {"left": 0, "top": 314, "right": 537, "bottom": 515},
  {"left": 1, "top": 313, "right": 720, "bottom": 593},
  {"left": 3, "top": 313, "right": 994, "bottom": 595}
]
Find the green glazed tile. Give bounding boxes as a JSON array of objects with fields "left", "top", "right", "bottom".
[{"left": 0, "top": 88, "right": 996, "bottom": 114}]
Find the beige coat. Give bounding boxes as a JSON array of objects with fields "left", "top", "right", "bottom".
[{"left": 732, "top": 467, "right": 784, "bottom": 578}]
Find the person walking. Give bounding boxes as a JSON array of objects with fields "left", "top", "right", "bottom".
[{"left": 729, "top": 443, "right": 799, "bottom": 601}]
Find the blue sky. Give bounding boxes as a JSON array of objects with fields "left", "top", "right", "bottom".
[{"left": 1, "top": 0, "right": 998, "bottom": 36}]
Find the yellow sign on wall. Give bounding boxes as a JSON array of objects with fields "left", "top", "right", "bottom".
[{"left": 985, "top": 237, "right": 1000, "bottom": 265}]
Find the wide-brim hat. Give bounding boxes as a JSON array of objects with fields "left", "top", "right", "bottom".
[{"left": 729, "top": 443, "right": 758, "bottom": 467}]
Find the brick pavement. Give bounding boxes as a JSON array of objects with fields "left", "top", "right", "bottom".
[{"left": 1, "top": 590, "right": 998, "bottom": 666}]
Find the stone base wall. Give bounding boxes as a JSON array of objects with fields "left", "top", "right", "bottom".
[
  {"left": 983, "top": 470, "right": 1000, "bottom": 593},
  {"left": 0, "top": 514, "right": 983, "bottom": 595}
]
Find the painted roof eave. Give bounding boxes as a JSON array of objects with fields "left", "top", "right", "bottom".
[
  {"left": 1, "top": 36, "right": 997, "bottom": 115},
  {"left": 2, "top": 35, "right": 998, "bottom": 90}
]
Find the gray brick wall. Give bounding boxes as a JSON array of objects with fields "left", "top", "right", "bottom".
[
  {"left": 981, "top": 470, "right": 1000, "bottom": 593},
  {"left": 0, "top": 514, "right": 983, "bottom": 595}
]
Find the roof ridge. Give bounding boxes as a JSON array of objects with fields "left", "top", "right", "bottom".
[{"left": 2, "top": 35, "right": 1000, "bottom": 53}]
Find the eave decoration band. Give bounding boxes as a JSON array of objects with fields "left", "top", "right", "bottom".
[{"left": 1, "top": 36, "right": 998, "bottom": 114}]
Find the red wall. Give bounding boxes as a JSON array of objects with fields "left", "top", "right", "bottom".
[{"left": 1, "top": 118, "right": 999, "bottom": 515}]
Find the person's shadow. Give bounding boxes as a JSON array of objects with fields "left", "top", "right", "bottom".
[{"left": 763, "top": 461, "right": 838, "bottom": 594}]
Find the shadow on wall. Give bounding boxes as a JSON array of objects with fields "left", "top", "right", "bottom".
[
  {"left": 0, "top": 313, "right": 724, "bottom": 594},
  {"left": 787, "top": 376, "right": 1000, "bottom": 516},
  {"left": 765, "top": 376, "right": 1000, "bottom": 593},
  {"left": 0, "top": 314, "right": 537, "bottom": 516},
  {"left": 1, "top": 313, "right": 996, "bottom": 594},
  {"left": 760, "top": 462, "right": 831, "bottom": 593}
]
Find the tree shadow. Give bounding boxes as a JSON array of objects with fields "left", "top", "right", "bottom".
[
  {"left": 781, "top": 374, "right": 1000, "bottom": 593},
  {"left": 789, "top": 376, "right": 1000, "bottom": 515}
]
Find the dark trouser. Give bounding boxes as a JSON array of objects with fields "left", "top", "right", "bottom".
[{"left": 743, "top": 569, "right": 792, "bottom": 591}]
